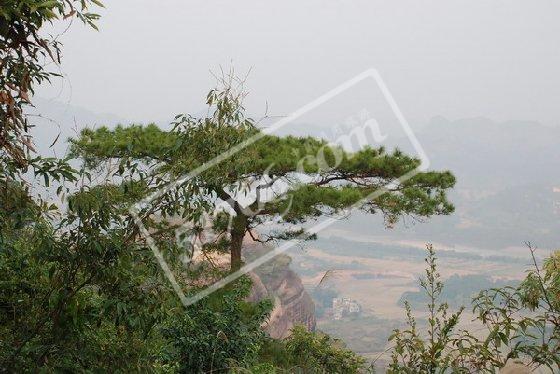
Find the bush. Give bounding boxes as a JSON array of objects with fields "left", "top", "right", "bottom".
[
  {"left": 160, "top": 277, "right": 272, "bottom": 373},
  {"left": 257, "top": 325, "right": 367, "bottom": 373},
  {"left": 387, "top": 244, "right": 560, "bottom": 373}
]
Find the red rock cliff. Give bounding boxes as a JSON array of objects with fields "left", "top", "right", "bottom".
[{"left": 244, "top": 243, "right": 316, "bottom": 339}]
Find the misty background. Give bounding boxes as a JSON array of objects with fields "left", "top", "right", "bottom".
[
  {"left": 31, "top": 0, "right": 560, "bottom": 253},
  {"left": 36, "top": 0, "right": 560, "bottom": 127}
]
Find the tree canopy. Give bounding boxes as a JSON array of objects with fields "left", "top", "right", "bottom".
[{"left": 70, "top": 85, "right": 456, "bottom": 270}]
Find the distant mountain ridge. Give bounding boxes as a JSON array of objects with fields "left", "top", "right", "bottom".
[
  {"left": 27, "top": 99, "right": 560, "bottom": 251},
  {"left": 413, "top": 116, "right": 560, "bottom": 190},
  {"left": 28, "top": 97, "right": 129, "bottom": 157},
  {"left": 332, "top": 117, "right": 560, "bottom": 251}
]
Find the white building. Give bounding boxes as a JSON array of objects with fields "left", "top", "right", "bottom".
[{"left": 332, "top": 297, "right": 362, "bottom": 320}]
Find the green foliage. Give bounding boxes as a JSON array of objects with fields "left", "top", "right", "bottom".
[
  {"left": 0, "top": 180, "right": 174, "bottom": 371},
  {"left": 256, "top": 326, "right": 367, "bottom": 373},
  {"left": 388, "top": 245, "right": 560, "bottom": 373},
  {"left": 0, "top": 184, "right": 272, "bottom": 372},
  {"left": 72, "top": 124, "right": 177, "bottom": 168},
  {"left": 467, "top": 246, "right": 560, "bottom": 371},
  {"left": 161, "top": 277, "right": 272, "bottom": 373},
  {"left": 284, "top": 326, "right": 367, "bottom": 373},
  {"left": 388, "top": 245, "right": 464, "bottom": 373}
]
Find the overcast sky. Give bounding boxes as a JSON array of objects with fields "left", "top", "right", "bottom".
[{"left": 37, "top": 0, "right": 560, "bottom": 128}]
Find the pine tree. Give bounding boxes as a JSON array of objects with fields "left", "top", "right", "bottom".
[{"left": 71, "top": 82, "right": 456, "bottom": 270}]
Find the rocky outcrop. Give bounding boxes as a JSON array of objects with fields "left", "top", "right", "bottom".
[
  {"left": 244, "top": 242, "right": 316, "bottom": 339},
  {"left": 259, "top": 267, "right": 316, "bottom": 339},
  {"left": 175, "top": 229, "right": 316, "bottom": 340}
]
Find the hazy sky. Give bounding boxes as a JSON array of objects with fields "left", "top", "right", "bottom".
[{"left": 38, "top": 1, "right": 560, "bottom": 127}]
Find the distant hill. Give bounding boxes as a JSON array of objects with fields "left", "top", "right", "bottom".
[
  {"left": 28, "top": 97, "right": 129, "bottom": 157},
  {"left": 412, "top": 116, "right": 560, "bottom": 190},
  {"left": 330, "top": 117, "right": 560, "bottom": 251},
  {"left": 27, "top": 102, "right": 560, "bottom": 251}
]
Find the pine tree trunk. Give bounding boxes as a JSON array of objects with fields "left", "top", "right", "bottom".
[
  {"left": 230, "top": 214, "right": 247, "bottom": 271},
  {"left": 230, "top": 230, "right": 243, "bottom": 271}
]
